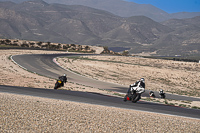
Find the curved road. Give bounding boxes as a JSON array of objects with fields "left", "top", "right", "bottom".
[{"left": 0, "top": 53, "right": 200, "bottom": 119}]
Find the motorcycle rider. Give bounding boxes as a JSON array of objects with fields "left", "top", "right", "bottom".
[
  {"left": 159, "top": 89, "right": 165, "bottom": 98},
  {"left": 149, "top": 91, "right": 155, "bottom": 98},
  {"left": 124, "top": 78, "right": 145, "bottom": 101},
  {"left": 159, "top": 89, "right": 164, "bottom": 94},
  {"left": 58, "top": 74, "right": 67, "bottom": 86}
]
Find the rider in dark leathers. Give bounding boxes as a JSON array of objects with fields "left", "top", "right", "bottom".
[
  {"left": 159, "top": 89, "right": 165, "bottom": 98},
  {"left": 59, "top": 74, "right": 67, "bottom": 86}
]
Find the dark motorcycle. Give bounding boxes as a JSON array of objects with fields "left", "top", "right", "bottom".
[
  {"left": 159, "top": 89, "right": 166, "bottom": 98},
  {"left": 149, "top": 91, "right": 155, "bottom": 98},
  {"left": 159, "top": 92, "right": 166, "bottom": 98},
  {"left": 124, "top": 87, "right": 141, "bottom": 103},
  {"left": 54, "top": 79, "right": 64, "bottom": 90}
]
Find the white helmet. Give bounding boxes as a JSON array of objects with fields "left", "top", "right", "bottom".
[
  {"left": 140, "top": 78, "right": 145, "bottom": 82},
  {"left": 64, "top": 74, "right": 66, "bottom": 76}
]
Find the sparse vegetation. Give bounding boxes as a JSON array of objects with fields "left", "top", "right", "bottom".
[
  {"left": 0, "top": 39, "right": 99, "bottom": 53},
  {"left": 122, "top": 50, "right": 129, "bottom": 56},
  {"left": 141, "top": 97, "right": 200, "bottom": 109},
  {"left": 113, "top": 93, "right": 124, "bottom": 97},
  {"left": 192, "top": 106, "right": 200, "bottom": 109},
  {"left": 179, "top": 104, "right": 187, "bottom": 108},
  {"left": 63, "top": 55, "right": 200, "bottom": 97}
]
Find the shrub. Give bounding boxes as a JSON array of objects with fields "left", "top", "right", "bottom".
[{"left": 192, "top": 106, "right": 200, "bottom": 109}]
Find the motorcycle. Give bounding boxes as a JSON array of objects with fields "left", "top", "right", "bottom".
[
  {"left": 159, "top": 92, "right": 166, "bottom": 98},
  {"left": 149, "top": 91, "right": 155, "bottom": 98},
  {"left": 124, "top": 87, "right": 142, "bottom": 103},
  {"left": 54, "top": 79, "right": 64, "bottom": 90},
  {"left": 159, "top": 89, "right": 166, "bottom": 98}
]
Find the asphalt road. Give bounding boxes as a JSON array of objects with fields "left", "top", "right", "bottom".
[
  {"left": 1, "top": 85, "right": 200, "bottom": 119},
  {"left": 12, "top": 53, "right": 200, "bottom": 101},
  {"left": 0, "top": 53, "right": 199, "bottom": 119}
]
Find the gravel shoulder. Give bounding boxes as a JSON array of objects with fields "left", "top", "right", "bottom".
[
  {"left": 0, "top": 50, "right": 200, "bottom": 132},
  {"left": 1, "top": 92, "right": 200, "bottom": 132},
  {"left": 56, "top": 55, "right": 200, "bottom": 108}
]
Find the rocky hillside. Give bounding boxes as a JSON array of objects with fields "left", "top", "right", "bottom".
[
  {"left": 0, "top": 0, "right": 199, "bottom": 56},
  {"left": 1, "top": 0, "right": 200, "bottom": 22},
  {"left": 153, "top": 16, "right": 200, "bottom": 55}
]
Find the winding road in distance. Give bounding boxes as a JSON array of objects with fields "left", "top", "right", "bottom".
[{"left": 0, "top": 53, "right": 200, "bottom": 119}]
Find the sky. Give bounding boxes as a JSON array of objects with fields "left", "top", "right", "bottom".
[{"left": 126, "top": 0, "right": 200, "bottom": 13}]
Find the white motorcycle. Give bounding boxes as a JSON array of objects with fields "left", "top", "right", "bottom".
[{"left": 124, "top": 87, "right": 144, "bottom": 103}]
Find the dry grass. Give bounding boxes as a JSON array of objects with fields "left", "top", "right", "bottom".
[
  {"left": 0, "top": 50, "right": 200, "bottom": 132},
  {"left": 57, "top": 56, "right": 200, "bottom": 97}
]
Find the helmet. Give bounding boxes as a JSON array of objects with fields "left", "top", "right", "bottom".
[
  {"left": 64, "top": 74, "right": 66, "bottom": 76},
  {"left": 159, "top": 89, "right": 163, "bottom": 93},
  {"left": 140, "top": 78, "right": 145, "bottom": 82}
]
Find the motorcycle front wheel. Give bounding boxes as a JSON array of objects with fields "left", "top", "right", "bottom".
[
  {"left": 54, "top": 82, "right": 60, "bottom": 89},
  {"left": 132, "top": 94, "right": 141, "bottom": 103}
]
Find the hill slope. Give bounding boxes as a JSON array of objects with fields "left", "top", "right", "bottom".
[
  {"left": 0, "top": 0, "right": 199, "bottom": 56},
  {"left": 0, "top": 0, "right": 200, "bottom": 22}
]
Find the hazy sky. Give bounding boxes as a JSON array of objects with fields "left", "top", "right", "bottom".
[{"left": 126, "top": 0, "right": 200, "bottom": 13}]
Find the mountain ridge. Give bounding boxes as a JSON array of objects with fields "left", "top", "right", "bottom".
[
  {"left": 0, "top": 0, "right": 199, "bottom": 56},
  {"left": 0, "top": 0, "right": 200, "bottom": 22}
]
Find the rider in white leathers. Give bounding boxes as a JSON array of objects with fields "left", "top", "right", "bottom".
[{"left": 124, "top": 78, "right": 145, "bottom": 101}]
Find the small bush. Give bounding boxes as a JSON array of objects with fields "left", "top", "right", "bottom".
[
  {"left": 192, "top": 106, "right": 200, "bottom": 109},
  {"left": 164, "top": 100, "right": 168, "bottom": 104},
  {"left": 168, "top": 103, "right": 175, "bottom": 106},
  {"left": 179, "top": 104, "right": 187, "bottom": 108}
]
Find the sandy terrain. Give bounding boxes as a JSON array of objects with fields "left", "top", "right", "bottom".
[
  {"left": 56, "top": 55, "right": 200, "bottom": 108},
  {"left": 0, "top": 50, "right": 108, "bottom": 94},
  {"left": 1, "top": 93, "right": 200, "bottom": 132},
  {"left": 57, "top": 56, "right": 200, "bottom": 97},
  {"left": 1, "top": 49, "right": 200, "bottom": 132}
]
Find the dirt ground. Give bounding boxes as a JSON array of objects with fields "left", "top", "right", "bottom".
[
  {"left": 57, "top": 55, "right": 200, "bottom": 96},
  {"left": 0, "top": 49, "right": 200, "bottom": 132},
  {"left": 56, "top": 55, "right": 200, "bottom": 108},
  {"left": 1, "top": 92, "right": 200, "bottom": 132},
  {"left": 0, "top": 50, "right": 110, "bottom": 94}
]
